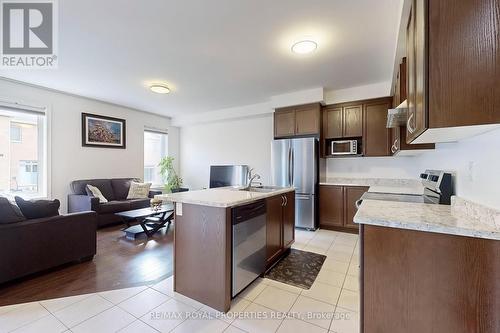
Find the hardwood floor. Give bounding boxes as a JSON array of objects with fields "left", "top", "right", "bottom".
[{"left": 0, "top": 223, "right": 174, "bottom": 307}]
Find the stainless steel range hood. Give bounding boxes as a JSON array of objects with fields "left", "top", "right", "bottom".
[{"left": 386, "top": 100, "right": 407, "bottom": 128}]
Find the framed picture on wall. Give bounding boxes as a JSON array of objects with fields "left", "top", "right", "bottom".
[{"left": 82, "top": 113, "right": 126, "bottom": 149}]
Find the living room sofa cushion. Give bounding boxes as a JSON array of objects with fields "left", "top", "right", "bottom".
[
  {"left": 127, "top": 182, "right": 152, "bottom": 199},
  {"left": 111, "top": 178, "right": 140, "bottom": 200},
  {"left": 15, "top": 197, "right": 60, "bottom": 220},
  {"left": 0, "top": 197, "right": 26, "bottom": 224},
  {"left": 86, "top": 185, "right": 108, "bottom": 203},
  {"left": 97, "top": 201, "right": 131, "bottom": 214},
  {"left": 70, "top": 179, "right": 116, "bottom": 201},
  {"left": 128, "top": 198, "right": 151, "bottom": 210}
]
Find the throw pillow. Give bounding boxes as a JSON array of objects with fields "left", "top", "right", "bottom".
[
  {"left": 127, "top": 182, "right": 152, "bottom": 199},
  {"left": 0, "top": 197, "right": 26, "bottom": 224},
  {"left": 14, "top": 197, "right": 60, "bottom": 220},
  {"left": 86, "top": 184, "right": 108, "bottom": 203}
]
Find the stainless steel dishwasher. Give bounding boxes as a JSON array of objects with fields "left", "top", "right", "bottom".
[{"left": 232, "top": 200, "right": 267, "bottom": 297}]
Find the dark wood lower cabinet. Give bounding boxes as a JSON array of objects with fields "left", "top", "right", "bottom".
[
  {"left": 361, "top": 225, "right": 500, "bottom": 333},
  {"left": 319, "top": 185, "right": 368, "bottom": 232},
  {"left": 344, "top": 186, "right": 368, "bottom": 230},
  {"left": 319, "top": 185, "right": 344, "bottom": 228},
  {"left": 266, "top": 195, "right": 283, "bottom": 266},
  {"left": 282, "top": 192, "right": 295, "bottom": 248},
  {"left": 266, "top": 192, "right": 295, "bottom": 269}
]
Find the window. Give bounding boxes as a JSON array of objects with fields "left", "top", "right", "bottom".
[
  {"left": 10, "top": 124, "right": 22, "bottom": 142},
  {"left": 0, "top": 107, "right": 47, "bottom": 199},
  {"left": 144, "top": 130, "right": 168, "bottom": 187}
]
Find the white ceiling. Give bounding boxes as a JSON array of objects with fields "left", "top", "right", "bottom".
[{"left": 0, "top": 0, "right": 402, "bottom": 117}]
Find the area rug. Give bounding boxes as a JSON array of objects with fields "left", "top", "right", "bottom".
[{"left": 265, "top": 249, "right": 326, "bottom": 289}]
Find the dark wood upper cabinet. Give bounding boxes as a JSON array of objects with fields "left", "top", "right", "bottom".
[
  {"left": 363, "top": 99, "right": 392, "bottom": 157},
  {"left": 343, "top": 105, "right": 363, "bottom": 137},
  {"left": 391, "top": 57, "right": 435, "bottom": 155},
  {"left": 404, "top": 0, "right": 500, "bottom": 144},
  {"left": 282, "top": 191, "right": 295, "bottom": 249},
  {"left": 399, "top": 58, "right": 407, "bottom": 103},
  {"left": 266, "top": 195, "right": 283, "bottom": 266},
  {"left": 324, "top": 107, "right": 343, "bottom": 139},
  {"left": 274, "top": 109, "right": 296, "bottom": 138},
  {"left": 344, "top": 186, "right": 368, "bottom": 230},
  {"left": 390, "top": 126, "right": 401, "bottom": 155},
  {"left": 274, "top": 103, "right": 321, "bottom": 139},
  {"left": 319, "top": 185, "right": 344, "bottom": 228},
  {"left": 323, "top": 104, "right": 362, "bottom": 139},
  {"left": 392, "top": 126, "right": 435, "bottom": 155},
  {"left": 406, "top": 0, "right": 427, "bottom": 143},
  {"left": 295, "top": 104, "right": 321, "bottom": 136}
]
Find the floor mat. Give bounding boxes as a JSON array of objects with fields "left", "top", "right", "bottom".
[{"left": 265, "top": 249, "right": 326, "bottom": 289}]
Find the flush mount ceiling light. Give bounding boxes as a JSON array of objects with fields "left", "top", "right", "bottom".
[
  {"left": 291, "top": 40, "right": 318, "bottom": 54},
  {"left": 150, "top": 84, "right": 170, "bottom": 94}
]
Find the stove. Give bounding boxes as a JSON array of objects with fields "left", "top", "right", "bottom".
[{"left": 358, "top": 170, "right": 454, "bottom": 207}]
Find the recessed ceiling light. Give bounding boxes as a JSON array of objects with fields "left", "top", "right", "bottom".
[
  {"left": 291, "top": 40, "right": 318, "bottom": 54},
  {"left": 150, "top": 84, "right": 170, "bottom": 94}
]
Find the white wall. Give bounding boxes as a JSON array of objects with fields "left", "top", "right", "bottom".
[
  {"left": 0, "top": 78, "right": 179, "bottom": 212},
  {"left": 325, "top": 156, "right": 420, "bottom": 179},
  {"left": 180, "top": 114, "right": 273, "bottom": 190},
  {"left": 324, "top": 81, "right": 392, "bottom": 104},
  {"left": 326, "top": 127, "right": 500, "bottom": 209}
]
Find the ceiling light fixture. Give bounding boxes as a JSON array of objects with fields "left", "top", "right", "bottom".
[
  {"left": 291, "top": 40, "right": 318, "bottom": 54},
  {"left": 150, "top": 84, "right": 170, "bottom": 94}
]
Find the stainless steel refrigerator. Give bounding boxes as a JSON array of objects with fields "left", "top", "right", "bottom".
[{"left": 271, "top": 137, "right": 318, "bottom": 230}]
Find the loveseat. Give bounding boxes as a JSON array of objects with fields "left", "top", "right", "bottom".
[
  {"left": 67, "top": 178, "right": 161, "bottom": 227},
  {"left": 0, "top": 208, "right": 97, "bottom": 284}
]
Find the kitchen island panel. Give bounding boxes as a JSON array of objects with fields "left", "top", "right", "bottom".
[{"left": 174, "top": 203, "right": 232, "bottom": 312}]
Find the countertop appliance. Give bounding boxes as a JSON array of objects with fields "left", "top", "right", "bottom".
[
  {"left": 209, "top": 165, "right": 249, "bottom": 188},
  {"left": 271, "top": 137, "right": 318, "bottom": 230},
  {"left": 232, "top": 200, "right": 266, "bottom": 297},
  {"left": 331, "top": 139, "right": 359, "bottom": 156},
  {"left": 356, "top": 170, "right": 454, "bottom": 208}
]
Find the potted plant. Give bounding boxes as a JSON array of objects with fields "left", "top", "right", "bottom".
[{"left": 159, "top": 156, "right": 188, "bottom": 193}]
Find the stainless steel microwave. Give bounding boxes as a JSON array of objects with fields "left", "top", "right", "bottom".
[{"left": 331, "top": 140, "right": 358, "bottom": 155}]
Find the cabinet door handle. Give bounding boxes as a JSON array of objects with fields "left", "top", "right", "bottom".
[
  {"left": 391, "top": 145, "right": 396, "bottom": 153},
  {"left": 407, "top": 113, "right": 415, "bottom": 134},
  {"left": 281, "top": 195, "right": 285, "bottom": 207},
  {"left": 394, "top": 138, "right": 399, "bottom": 149},
  {"left": 284, "top": 195, "right": 288, "bottom": 206}
]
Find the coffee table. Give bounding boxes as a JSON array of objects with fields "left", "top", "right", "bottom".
[{"left": 115, "top": 204, "right": 174, "bottom": 240}]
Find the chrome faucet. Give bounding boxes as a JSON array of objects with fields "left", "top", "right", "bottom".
[{"left": 245, "top": 168, "right": 261, "bottom": 190}]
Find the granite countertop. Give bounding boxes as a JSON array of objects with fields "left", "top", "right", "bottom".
[
  {"left": 355, "top": 197, "right": 500, "bottom": 241},
  {"left": 155, "top": 186, "right": 294, "bottom": 208}
]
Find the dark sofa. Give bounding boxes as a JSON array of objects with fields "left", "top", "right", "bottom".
[
  {"left": 0, "top": 211, "right": 97, "bottom": 284},
  {"left": 68, "top": 178, "right": 162, "bottom": 227}
]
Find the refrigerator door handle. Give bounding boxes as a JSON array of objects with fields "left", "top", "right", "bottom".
[
  {"left": 288, "top": 147, "right": 292, "bottom": 186},
  {"left": 291, "top": 148, "right": 295, "bottom": 186}
]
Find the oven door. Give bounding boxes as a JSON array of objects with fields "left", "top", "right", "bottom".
[{"left": 331, "top": 140, "right": 356, "bottom": 155}]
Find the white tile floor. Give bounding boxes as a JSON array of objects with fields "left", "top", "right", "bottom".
[{"left": 0, "top": 229, "right": 360, "bottom": 333}]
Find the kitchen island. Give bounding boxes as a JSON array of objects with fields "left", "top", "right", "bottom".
[
  {"left": 355, "top": 196, "right": 500, "bottom": 333},
  {"left": 156, "top": 186, "right": 295, "bottom": 312}
]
